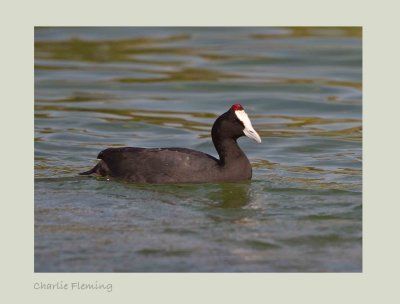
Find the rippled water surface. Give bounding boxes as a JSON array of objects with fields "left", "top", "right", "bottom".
[{"left": 35, "top": 27, "right": 362, "bottom": 272}]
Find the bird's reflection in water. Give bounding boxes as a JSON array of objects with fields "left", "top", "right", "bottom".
[
  {"left": 92, "top": 179, "right": 257, "bottom": 224},
  {"left": 207, "top": 182, "right": 251, "bottom": 209},
  {"left": 203, "top": 182, "right": 258, "bottom": 224},
  {"left": 124, "top": 181, "right": 252, "bottom": 208}
]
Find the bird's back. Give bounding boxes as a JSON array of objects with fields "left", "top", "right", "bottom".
[{"left": 97, "top": 147, "right": 221, "bottom": 183}]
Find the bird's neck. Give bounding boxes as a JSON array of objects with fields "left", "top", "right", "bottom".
[{"left": 213, "top": 136, "right": 248, "bottom": 166}]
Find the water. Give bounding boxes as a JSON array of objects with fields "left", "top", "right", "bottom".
[{"left": 34, "top": 27, "right": 362, "bottom": 272}]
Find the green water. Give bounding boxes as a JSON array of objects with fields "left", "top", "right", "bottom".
[{"left": 35, "top": 27, "right": 362, "bottom": 272}]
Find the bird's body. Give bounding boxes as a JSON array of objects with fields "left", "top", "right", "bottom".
[{"left": 80, "top": 104, "right": 261, "bottom": 184}]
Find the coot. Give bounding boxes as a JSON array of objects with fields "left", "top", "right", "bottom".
[{"left": 80, "top": 104, "right": 261, "bottom": 183}]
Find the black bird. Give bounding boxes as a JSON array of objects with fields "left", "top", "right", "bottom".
[{"left": 80, "top": 104, "right": 262, "bottom": 183}]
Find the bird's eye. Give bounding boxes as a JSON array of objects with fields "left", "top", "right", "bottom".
[{"left": 234, "top": 117, "right": 244, "bottom": 126}]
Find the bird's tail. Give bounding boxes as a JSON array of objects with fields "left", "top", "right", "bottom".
[{"left": 79, "top": 163, "right": 99, "bottom": 175}]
